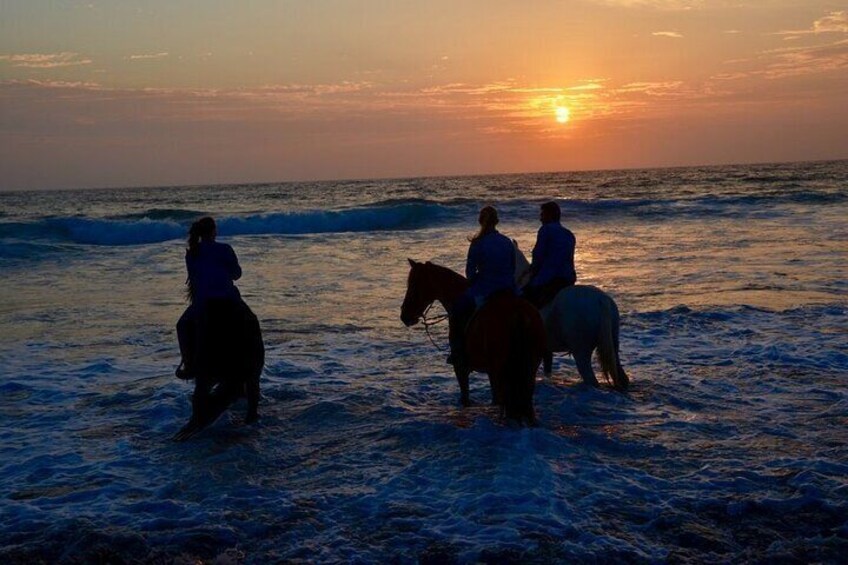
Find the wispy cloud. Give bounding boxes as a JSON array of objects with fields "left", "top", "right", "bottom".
[
  {"left": 652, "top": 31, "right": 684, "bottom": 38},
  {"left": 775, "top": 11, "right": 848, "bottom": 38},
  {"left": 128, "top": 53, "right": 169, "bottom": 61},
  {"left": 716, "top": 39, "right": 848, "bottom": 81},
  {"left": 0, "top": 52, "right": 92, "bottom": 68},
  {"left": 2, "top": 79, "right": 103, "bottom": 89},
  {"left": 761, "top": 39, "right": 848, "bottom": 78},
  {"left": 814, "top": 11, "right": 848, "bottom": 33},
  {"left": 592, "top": 0, "right": 703, "bottom": 9}
]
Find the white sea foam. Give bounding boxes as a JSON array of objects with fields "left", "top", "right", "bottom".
[{"left": 0, "top": 162, "right": 846, "bottom": 562}]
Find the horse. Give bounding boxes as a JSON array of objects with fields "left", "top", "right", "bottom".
[
  {"left": 173, "top": 298, "right": 265, "bottom": 440},
  {"left": 401, "top": 259, "right": 546, "bottom": 425},
  {"left": 514, "top": 246, "right": 629, "bottom": 390}
]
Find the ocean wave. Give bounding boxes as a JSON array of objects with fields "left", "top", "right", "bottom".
[
  {"left": 1, "top": 184, "right": 844, "bottom": 248},
  {"left": 0, "top": 202, "right": 455, "bottom": 247}
]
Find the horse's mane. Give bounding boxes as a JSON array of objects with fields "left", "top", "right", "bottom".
[{"left": 422, "top": 261, "right": 467, "bottom": 284}]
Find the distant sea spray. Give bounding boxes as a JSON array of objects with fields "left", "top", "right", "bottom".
[
  {"left": 0, "top": 170, "right": 844, "bottom": 253},
  {"left": 0, "top": 202, "right": 457, "bottom": 249}
]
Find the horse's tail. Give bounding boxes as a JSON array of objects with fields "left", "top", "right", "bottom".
[
  {"left": 504, "top": 303, "right": 542, "bottom": 425},
  {"left": 597, "top": 295, "right": 629, "bottom": 391}
]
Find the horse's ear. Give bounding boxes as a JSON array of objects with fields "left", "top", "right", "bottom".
[{"left": 407, "top": 258, "right": 416, "bottom": 267}]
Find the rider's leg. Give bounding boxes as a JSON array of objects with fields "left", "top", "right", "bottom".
[{"left": 176, "top": 304, "right": 198, "bottom": 379}]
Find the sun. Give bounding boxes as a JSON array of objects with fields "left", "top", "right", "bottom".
[{"left": 555, "top": 106, "right": 571, "bottom": 124}]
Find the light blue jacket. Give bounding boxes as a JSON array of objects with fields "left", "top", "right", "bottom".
[{"left": 466, "top": 230, "right": 516, "bottom": 299}]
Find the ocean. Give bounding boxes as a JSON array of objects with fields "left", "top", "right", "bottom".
[{"left": 1, "top": 160, "right": 846, "bottom": 562}]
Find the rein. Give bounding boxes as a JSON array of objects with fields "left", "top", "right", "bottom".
[{"left": 421, "top": 302, "right": 449, "bottom": 351}]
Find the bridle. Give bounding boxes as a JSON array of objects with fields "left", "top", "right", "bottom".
[{"left": 421, "top": 302, "right": 449, "bottom": 351}]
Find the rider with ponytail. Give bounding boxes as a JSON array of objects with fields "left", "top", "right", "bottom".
[
  {"left": 176, "top": 216, "right": 243, "bottom": 379},
  {"left": 448, "top": 205, "right": 517, "bottom": 368}
]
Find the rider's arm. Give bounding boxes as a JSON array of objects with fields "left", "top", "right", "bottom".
[
  {"left": 226, "top": 245, "right": 242, "bottom": 281},
  {"left": 531, "top": 226, "right": 547, "bottom": 275},
  {"left": 465, "top": 241, "right": 479, "bottom": 282}
]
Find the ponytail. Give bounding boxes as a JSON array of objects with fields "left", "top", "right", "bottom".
[
  {"left": 185, "top": 216, "right": 216, "bottom": 303},
  {"left": 469, "top": 205, "right": 499, "bottom": 243},
  {"left": 187, "top": 216, "right": 216, "bottom": 256}
]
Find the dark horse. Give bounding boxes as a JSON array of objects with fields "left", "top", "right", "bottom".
[
  {"left": 174, "top": 298, "right": 265, "bottom": 441},
  {"left": 401, "top": 259, "right": 546, "bottom": 425}
]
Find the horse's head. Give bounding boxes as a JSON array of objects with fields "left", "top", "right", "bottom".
[{"left": 401, "top": 258, "right": 432, "bottom": 327}]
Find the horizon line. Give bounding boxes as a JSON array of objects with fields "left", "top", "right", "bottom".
[{"left": 1, "top": 156, "right": 846, "bottom": 195}]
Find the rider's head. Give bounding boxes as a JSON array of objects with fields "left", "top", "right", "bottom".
[
  {"left": 540, "top": 201, "right": 561, "bottom": 224},
  {"left": 471, "top": 205, "right": 499, "bottom": 242},
  {"left": 188, "top": 216, "right": 217, "bottom": 254}
]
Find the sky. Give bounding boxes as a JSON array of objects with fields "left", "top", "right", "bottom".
[{"left": 1, "top": 0, "right": 847, "bottom": 190}]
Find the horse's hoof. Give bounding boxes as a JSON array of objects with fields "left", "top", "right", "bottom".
[{"left": 175, "top": 363, "right": 194, "bottom": 380}]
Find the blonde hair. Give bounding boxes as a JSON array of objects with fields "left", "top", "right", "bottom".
[{"left": 469, "top": 205, "right": 499, "bottom": 243}]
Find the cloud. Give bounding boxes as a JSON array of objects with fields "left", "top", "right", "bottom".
[
  {"left": 0, "top": 52, "right": 92, "bottom": 68},
  {"left": 814, "top": 11, "right": 848, "bottom": 33},
  {"left": 592, "top": 0, "right": 703, "bottom": 9},
  {"left": 2, "top": 79, "right": 103, "bottom": 89},
  {"left": 616, "top": 81, "right": 686, "bottom": 95},
  {"left": 716, "top": 39, "right": 848, "bottom": 81},
  {"left": 763, "top": 39, "right": 848, "bottom": 78},
  {"left": 775, "top": 11, "right": 848, "bottom": 38},
  {"left": 128, "top": 53, "right": 169, "bottom": 60},
  {"left": 652, "top": 31, "right": 684, "bottom": 38}
]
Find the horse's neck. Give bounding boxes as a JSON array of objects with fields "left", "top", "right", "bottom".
[{"left": 428, "top": 265, "right": 467, "bottom": 311}]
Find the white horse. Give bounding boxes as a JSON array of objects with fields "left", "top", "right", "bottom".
[{"left": 514, "top": 243, "right": 629, "bottom": 390}]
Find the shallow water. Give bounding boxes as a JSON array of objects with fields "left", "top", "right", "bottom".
[{"left": 1, "top": 161, "right": 847, "bottom": 562}]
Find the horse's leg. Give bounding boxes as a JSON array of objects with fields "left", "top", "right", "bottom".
[
  {"left": 573, "top": 349, "right": 599, "bottom": 387},
  {"left": 488, "top": 370, "right": 504, "bottom": 406},
  {"left": 242, "top": 303, "right": 264, "bottom": 424},
  {"left": 543, "top": 351, "right": 553, "bottom": 378},
  {"left": 454, "top": 364, "right": 472, "bottom": 407},
  {"left": 174, "top": 378, "right": 213, "bottom": 441}
]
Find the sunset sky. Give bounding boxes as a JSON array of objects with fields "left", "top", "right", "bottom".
[{"left": 1, "top": 1, "right": 847, "bottom": 190}]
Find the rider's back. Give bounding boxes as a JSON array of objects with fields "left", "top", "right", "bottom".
[
  {"left": 466, "top": 231, "right": 516, "bottom": 299},
  {"left": 531, "top": 222, "right": 576, "bottom": 287},
  {"left": 186, "top": 240, "right": 242, "bottom": 304}
]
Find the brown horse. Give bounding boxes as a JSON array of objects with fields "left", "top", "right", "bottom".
[
  {"left": 173, "top": 298, "right": 264, "bottom": 441},
  {"left": 401, "top": 259, "right": 546, "bottom": 425}
]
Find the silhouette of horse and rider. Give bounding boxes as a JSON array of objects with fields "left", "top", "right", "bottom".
[
  {"left": 173, "top": 217, "right": 264, "bottom": 440},
  {"left": 174, "top": 202, "right": 627, "bottom": 437},
  {"left": 401, "top": 202, "right": 628, "bottom": 424}
]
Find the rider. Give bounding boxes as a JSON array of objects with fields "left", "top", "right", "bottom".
[
  {"left": 522, "top": 201, "right": 576, "bottom": 308},
  {"left": 448, "top": 205, "right": 517, "bottom": 368},
  {"left": 175, "top": 216, "right": 243, "bottom": 379}
]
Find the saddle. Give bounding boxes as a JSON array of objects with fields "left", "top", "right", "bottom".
[{"left": 524, "top": 277, "right": 573, "bottom": 309}]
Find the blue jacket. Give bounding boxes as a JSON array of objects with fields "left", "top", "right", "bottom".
[
  {"left": 466, "top": 230, "right": 516, "bottom": 299},
  {"left": 186, "top": 240, "right": 242, "bottom": 304},
  {"left": 529, "top": 221, "right": 576, "bottom": 287}
]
